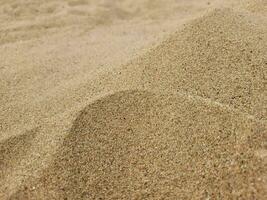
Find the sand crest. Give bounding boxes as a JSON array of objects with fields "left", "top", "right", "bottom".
[
  {"left": 0, "top": 0, "right": 266, "bottom": 199},
  {"left": 11, "top": 90, "right": 267, "bottom": 199}
]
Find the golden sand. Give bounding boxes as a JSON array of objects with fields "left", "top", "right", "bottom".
[{"left": 0, "top": 0, "right": 266, "bottom": 199}]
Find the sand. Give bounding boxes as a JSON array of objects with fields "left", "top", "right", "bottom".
[{"left": 0, "top": 0, "right": 266, "bottom": 199}]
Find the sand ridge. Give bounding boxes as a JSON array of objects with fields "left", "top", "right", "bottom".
[
  {"left": 0, "top": 0, "right": 267, "bottom": 199},
  {"left": 112, "top": 8, "right": 267, "bottom": 120},
  {"left": 10, "top": 90, "right": 267, "bottom": 199}
]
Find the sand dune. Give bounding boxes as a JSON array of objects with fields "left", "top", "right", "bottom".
[
  {"left": 10, "top": 90, "right": 266, "bottom": 199},
  {"left": 111, "top": 8, "right": 267, "bottom": 119},
  {"left": 0, "top": 0, "right": 266, "bottom": 199}
]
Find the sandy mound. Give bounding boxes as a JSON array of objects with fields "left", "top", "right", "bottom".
[
  {"left": 11, "top": 90, "right": 266, "bottom": 199},
  {"left": 113, "top": 8, "right": 266, "bottom": 120},
  {"left": 2, "top": 5, "right": 267, "bottom": 200}
]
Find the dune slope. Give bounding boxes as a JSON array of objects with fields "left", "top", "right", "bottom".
[
  {"left": 9, "top": 7, "right": 267, "bottom": 199},
  {"left": 11, "top": 90, "right": 266, "bottom": 199},
  {"left": 113, "top": 8, "right": 267, "bottom": 120}
]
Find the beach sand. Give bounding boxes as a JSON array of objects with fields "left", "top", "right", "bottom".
[{"left": 0, "top": 0, "right": 266, "bottom": 199}]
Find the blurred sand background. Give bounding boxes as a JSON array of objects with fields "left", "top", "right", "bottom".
[{"left": 0, "top": 0, "right": 266, "bottom": 199}]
